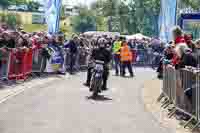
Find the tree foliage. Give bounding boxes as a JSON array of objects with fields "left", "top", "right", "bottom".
[
  {"left": 71, "top": 7, "right": 96, "bottom": 33},
  {"left": 181, "top": 0, "right": 200, "bottom": 10},
  {"left": 27, "top": 1, "right": 41, "bottom": 12},
  {"left": 0, "top": 0, "right": 36, "bottom": 9},
  {"left": 0, "top": 0, "right": 11, "bottom": 9},
  {"left": 90, "top": 0, "right": 200, "bottom": 36},
  {"left": 90, "top": 0, "right": 160, "bottom": 36}
]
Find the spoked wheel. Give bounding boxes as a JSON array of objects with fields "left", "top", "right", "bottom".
[
  {"left": 90, "top": 77, "right": 99, "bottom": 97},
  {"left": 91, "top": 78, "right": 102, "bottom": 98}
]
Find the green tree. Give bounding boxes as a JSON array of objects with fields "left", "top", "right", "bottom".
[
  {"left": 93, "top": 0, "right": 161, "bottom": 36},
  {"left": 181, "top": 0, "right": 200, "bottom": 10},
  {"left": 27, "top": 1, "right": 41, "bottom": 11},
  {"left": 96, "top": 16, "right": 108, "bottom": 31},
  {"left": 60, "top": 5, "right": 66, "bottom": 20},
  {"left": 0, "top": 0, "right": 11, "bottom": 9},
  {"left": 0, "top": 0, "right": 26, "bottom": 9},
  {"left": 71, "top": 7, "right": 96, "bottom": 33}
]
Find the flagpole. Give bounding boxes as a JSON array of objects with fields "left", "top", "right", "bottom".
[{"left": 175, "top": 0, "right": 178, "bottom": 25}]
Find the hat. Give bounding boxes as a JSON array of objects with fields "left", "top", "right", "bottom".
[
  {"left": 18, "top": 26, "right": 23, "bottom": 30},
  {"left": 23, "top": 34, "right": 29, "bottom": 38},
  {"left": 184, "top": 47, "right": 192, "bottom": 53},
  {"left": 195, "top": 39, "right": 200, "bottom": 46},
  {"left": 2, "top": 31, "right": 9, "bottom": 35},
  {"left": 73, "top": 35, "right": 78, "bottom": 39},
  {"left": 47, "top": 34, "right": 53, "bottom": 39},
  {"left": 34, "top": 35, "right": 40, "bottom": 39}
]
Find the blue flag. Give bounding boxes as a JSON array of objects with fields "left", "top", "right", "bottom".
[
  {"left": 159, "top": 0, "right": 177, "bottom": 43},
  {"left": 45, "top": 0, "right": 62, "bottom": 34}
]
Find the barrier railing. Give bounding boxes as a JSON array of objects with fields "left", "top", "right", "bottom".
[
  {"left": 0, "top": 46, "right": 162, "bottom": 80},
  {"left": 0, "top": 49, "right": 10, "bottom": 80},
  {"left": 8, "top": 48, "right": 33, "bottom": 80},
  {"left": 32, "top": 48, "right": 47, "bottom": 73},
  {"left": 64, "top": 47, "right": 89, "bottom": 72},
  {"left": 162, "top": 65, "right": 176, "bottom": 105},
  {"left": 0, "top": 47, "right": 91, "bottom": 82},
  {"left": 133, "top": 48, "right": 163, "bottom": 67},
  {"left": 77, "top": 47, "right": 89, "bottom": 70},
  {"left": 159, "top": 65, "right": 200, "bottom": 130}
]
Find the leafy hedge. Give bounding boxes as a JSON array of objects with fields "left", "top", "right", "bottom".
[{"left": 0, "top": 12, "right": 22, "bottom": 28}]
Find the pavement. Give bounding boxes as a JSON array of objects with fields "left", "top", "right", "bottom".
[
  {"left": 0, "top": 68, "right": 176, "bottom": 133},
  {"left": 142, "top": 77, "right": 200, "bottom": 133}
]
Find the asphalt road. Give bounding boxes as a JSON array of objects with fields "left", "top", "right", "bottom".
[{"left": 0, "top": 68, "right": 175, "bottom": 133}]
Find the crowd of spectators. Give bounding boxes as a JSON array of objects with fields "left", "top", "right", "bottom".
[
  {"left": 157, "top": 26, "right": 200, "bottom": 121},
  {"left": 158, "top": 26, "right": 200, "bottom": 78},
  {"left": 0, "top": 22, "right": 171, "bottom": 76}
]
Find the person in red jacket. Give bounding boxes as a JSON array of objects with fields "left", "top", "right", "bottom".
[
  {"left": 171, "top": 26, "right": 188, "bottom": 68},
  {"left": 173, "top": 26, "right": 185, "bottom": 45}
]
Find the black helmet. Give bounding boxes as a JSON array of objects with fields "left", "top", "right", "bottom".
[{"left": 98, "top": 38, "right": 106, "bottom": 48}]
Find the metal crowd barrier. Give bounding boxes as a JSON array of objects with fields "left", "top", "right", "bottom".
[
  {"left": 159, "top": 65, "right": 200, "bottom": 130},
  {"left": 8, "top": 48, "right": 33, "bottom": 80},
  {"left": 133, "top": 48, "right": 162, "bottom": 67},
  {"left": 32, "top": 48, "right": 47, "bottom": 73},
  {"left": 0, "top": 46, "right": 91, "bottom": 82},
  {"left": 0, "top": 49, "right": 10, "bottom": 80},
  {"left": 77, "top": 47, "right": 89, "bottom": 70},
  {"left": 64, "top": 47, "right": 89, "bottom": 72},
  {"left": 162, "top": 65, "right": 176, "bottom": 105}
]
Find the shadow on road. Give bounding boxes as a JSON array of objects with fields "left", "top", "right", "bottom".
[{"left": 86, "top": 95, "right": 112, "bottom": 101}]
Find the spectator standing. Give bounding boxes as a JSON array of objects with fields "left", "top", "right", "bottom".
[
  {"left": 194, "top": 39, "right": 200, "bottom": 67},
  {"left": 65, "top": 35, "right": 78, "bottom": 74},
  {"left": 120, "top": 41, "right": 134, "bottom": 77},
  {"left": 112, "top": 36, "right": 122, "bottom": 76},
  {"left": 171, "top": 26, "right": 191, "bottom": 113},
  {"left": 171, "top": 26, "right": 187, "bottom": 67},
  {"left": 2, "top": 32, "right": 15, "bottom": 48},
  {"left": 184, "top": 34, "right": 195, "bottom": 52}
]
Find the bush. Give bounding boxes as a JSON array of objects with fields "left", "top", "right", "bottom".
[
  {"left": 0, "top": 12, "right": 6, "bottom": 22},
  {"left": 0, "top": 12, "right": 22, "bottom": 29}
]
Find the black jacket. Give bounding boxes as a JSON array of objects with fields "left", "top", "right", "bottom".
[
  {"left": 67, "top": 40, "right": 78, "bottom": 54},
  {"left": 177, "top": 52, "right": 197, "bottom": 69},
  {"left": 0, "top": 39, "right": 15, "bottom": 48},
  {"left": 91, "top": 48, "right": 112, "bottom": 65},
  {"left": 194, "top": 48, "right": 200, "bottom": 65}
]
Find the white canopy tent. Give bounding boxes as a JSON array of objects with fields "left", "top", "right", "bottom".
[
  {"left": 126, "top": 33, "right": 151, "bottom": 41},
  {"left": 83, "top": 31, "right": 120, "bottom": 38}
]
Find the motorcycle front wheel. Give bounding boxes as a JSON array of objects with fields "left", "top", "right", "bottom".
[{"left": 91, "top": 77, "right": 102, "bottom": 97}]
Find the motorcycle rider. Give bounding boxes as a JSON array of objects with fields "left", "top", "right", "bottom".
[{"left": 84, "top": 38, "right": 112, "bottom": 91}]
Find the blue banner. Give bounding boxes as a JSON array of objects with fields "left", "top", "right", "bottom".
[
  {"left": 48, "top": 44, "right": 64, "bottom": 65},
  {"left": 159, "top": 0, "right": 177, "bottom": 43},
  {"left": 45, "top": 44, "right": 64, "bottom": 73},
  {"left": 45, "top": 0, "right": 62, "bottom": 34}
]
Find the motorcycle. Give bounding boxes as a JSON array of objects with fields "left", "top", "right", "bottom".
[{"left": 90, "top": 60, "right": 105, "bottom": 97}]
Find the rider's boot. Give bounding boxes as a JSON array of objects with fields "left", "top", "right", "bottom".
[{"left": 102, "top": 82, "right": 108, "bottom": 91}]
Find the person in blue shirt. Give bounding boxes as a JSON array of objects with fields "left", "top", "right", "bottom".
[{"left": 65, "top": 35, "right": 79, "bottom": 74}]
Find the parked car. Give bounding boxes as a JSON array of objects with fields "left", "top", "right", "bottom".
[
  {"left": 38, "top": 7, "right": 45, "bottom": 13},
  {"left": 8, "top": 5, "right": 17, "bottom": 11},
  {"left": 16, "top": 5, "right": 28, "bottom": 11}
]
